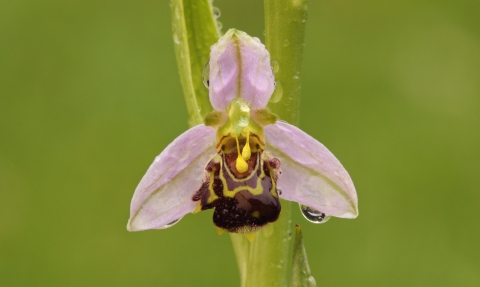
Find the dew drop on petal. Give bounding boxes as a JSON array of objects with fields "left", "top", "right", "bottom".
[
  {"left": 202, "top": 60, "right": 210, "bottom": 88},
  {"left": 299, "top": 204, "right": 331, "bottom": 224},
  {"left": 160, "top": 218, "right": 182, "bottom": 229}
]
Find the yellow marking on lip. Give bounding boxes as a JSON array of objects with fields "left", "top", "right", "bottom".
[
  {"left": 206, "top": 171, "right": 219, "bottom": 204},
  {"left": 216, "top": 227, "right": 225, "bottom": 235},
  {"left": 244, "top": 233, "right": 256, "bottom": 242},
  {"left": 220, "top": 153, "right": 266, "bottom": 198},
  {"left": 192, "top": 202, "right": 202, "bottom": 214}
]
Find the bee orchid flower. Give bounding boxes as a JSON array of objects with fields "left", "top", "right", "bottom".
[{"left": 127, "top": 29, "right": 358, "bottom": 235}]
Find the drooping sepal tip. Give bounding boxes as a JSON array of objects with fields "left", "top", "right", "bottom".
[
  {"left": 127, "top": 125, "right": 217, "bottom": 232},
  {"left": 264, "top": 121, "right": 358, "bottom": 219}
]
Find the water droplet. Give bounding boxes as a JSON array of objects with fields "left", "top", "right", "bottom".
[
  {"left": 308, "top": 276, "right": 317, "bottom": 285},
  {"left": 299, "top": 204, "right": 331, "bottom": 224},
  {"left": 271, "top": 60, "right": 279, "bottom": 74},
  {"left": 277, "top": 189, "right": 282, "bottom": 196},
  {"left": 293, "top": 71, "right": 300, "bottom": 80},
  {"left": 262, "top": 224, "right": 274, "bottom": 238},
  {"left": 174, "top": 4, "right": 181, "bottom": 20},
  {"left": 160, "top": 218, "right": 182, "bottom": 229},
  {"left": 283, "top": 39, "right": 290, "bottom": 47},
  {"left": 212, "top": 7, "right": 221, "bottom": 18},
  {"left": 263, "top": 30, "right": 266, "bottom": 35},
  {"left": 270, "top": 81, "right": 283, "bottom": 103},
  {"left": 216, "top": 21, "right": 223, "bottom": 30},
  {"left": 202, "top": 60, "right": 210, "bottom": 88},
  {"left": 173, "top": 33, "right": 180, "bottom": 44}
]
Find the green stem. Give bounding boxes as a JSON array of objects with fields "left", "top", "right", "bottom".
[
  {"left": 230, "top": 201, "right": 292, "bottom": 287},
  {"left": 265, "top": 0, "right": 310, "bottom": 126},
  {"left": 171, "top": 0, "right": 219, "bottom": 127}
]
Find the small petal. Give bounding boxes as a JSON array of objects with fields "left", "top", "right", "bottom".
[
  {"left": 127, "top": 125, "right": 216, "bottom": 231},
  {"left": 264, "top": 121, "right": 358, "bottom": 218},
  {"left": 209, "top": 29, "right": 275, "bottom": 111}
]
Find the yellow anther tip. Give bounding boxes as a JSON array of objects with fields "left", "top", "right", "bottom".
[
  {"left": 236, "top": 156, "right": 248, "bottom": 173},
  {"left": 216, "top": 227, "right": 225, "bottom": 235},
  {"left": 241, "top": 144, "right": 251, "bottom": 161},
  {"left": 241, "top": 128, "right": 251, "bottom": 161}
]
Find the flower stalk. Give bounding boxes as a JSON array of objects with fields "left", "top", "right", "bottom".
[
  {"left": 265, "top": 0, "right": 310, "bottom": 126},
  {"left": 170, "top": 0, "right": 219, "bottom": 127}
]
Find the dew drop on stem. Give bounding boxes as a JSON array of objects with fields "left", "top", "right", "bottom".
[
  {"left": 202, "top": 61, "right": 210, "bottom": 88},
  {"left": 216, "top": 21, "right": 223, "bottom": 30},
  {"left": 212, "top": 7, "right": 221, "bottom": 18},
  {"left": 270, "top": 80, "right": 283, "bottom": 103}
]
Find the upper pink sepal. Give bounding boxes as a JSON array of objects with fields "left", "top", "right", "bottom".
[
  {"left": 127, "top": 125, "right": 216, "bottom": 231},
  {"left": 209, "top": 29, "right": 275, "bottom": 111},
  {"left": 264, "top": 121, "right": 358, "bottom": 218}
]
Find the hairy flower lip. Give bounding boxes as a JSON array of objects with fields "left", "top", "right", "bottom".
[{"left": 127, "top": 28, "right": 358, "bottom": 233}]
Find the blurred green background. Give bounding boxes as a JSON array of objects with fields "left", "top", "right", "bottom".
[{"left": 1, "top": 0, "right": 479, "bottom": 286}]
